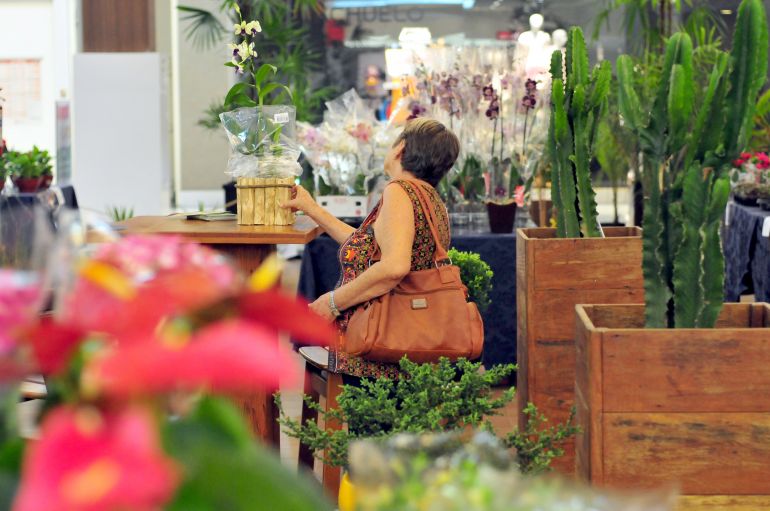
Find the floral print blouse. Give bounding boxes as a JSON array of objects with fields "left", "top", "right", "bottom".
[{"left": 328, "top": 180, "right": 451, "bottom": 378}]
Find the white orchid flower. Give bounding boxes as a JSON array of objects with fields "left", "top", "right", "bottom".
[
  {"left": 229, "top": 41, "right": 257, "bottom": 64},
  {"left": 245, "top": 21, "right": 262, "bottom": 35},
  {"left": 234, "top": 21, "right": 247, "bottom": 35}
]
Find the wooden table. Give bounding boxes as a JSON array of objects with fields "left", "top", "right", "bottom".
[{"left": 118, "top": 214, "right": 322, "bottom": 446}]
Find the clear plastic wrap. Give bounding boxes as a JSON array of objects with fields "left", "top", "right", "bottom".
[
  {"left": 349, "top": 432, "right": 678, "bottom": 511},
  {"left": 297, "top": 89, "right": 398, "bottom": 195},
  {"left": 219, "top": 105, "right": 302, "bottom": 179}
]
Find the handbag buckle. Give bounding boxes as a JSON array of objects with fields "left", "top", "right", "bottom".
[
  {"left": 435, "top": 257, "right": 452, "bottom": 268},
  {"left": 411, "top": 298, "right": 428, "bottom": 310}
]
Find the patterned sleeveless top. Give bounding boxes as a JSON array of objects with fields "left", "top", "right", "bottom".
[{"left": 328, "top": 180, "right": 451, "bottom": 378}]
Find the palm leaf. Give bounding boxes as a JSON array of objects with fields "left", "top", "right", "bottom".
[{"left": 178, "top": 6, "right": 226, "bottom": 51}]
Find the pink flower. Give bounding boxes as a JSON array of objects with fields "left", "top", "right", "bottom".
[
  {"left": 84, "top": 319, "right": 300, "bottom": 398},
  {"left": 0, "top": 270, "right": 43, "bottom": 381},
  {"left": 14, "top": 406, "right": 178, "bottom": 511},
  {"left": 514, "top": 185, "right": 525, "bottom": 207}
]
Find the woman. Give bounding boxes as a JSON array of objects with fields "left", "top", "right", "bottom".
[{"left": 282, "top": 118, "right": 460, "bottom": 380}]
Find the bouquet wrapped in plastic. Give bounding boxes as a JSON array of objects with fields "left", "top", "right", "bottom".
[
  {"left": 297, "top": 89, "right": 398, "bottom": 196},
  {"left": 220, "top": 105, "right": 302, "bottom": 225},
  {"left": 349, "top": 432, "right": 677, "bottom": 511}
]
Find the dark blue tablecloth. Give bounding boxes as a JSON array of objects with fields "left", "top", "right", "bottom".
[
  {"left": 724, "top": 202, "right": 770, "bottom": 302},
  {"left": 297, "top": 229, "right": 517, "bottom": 368}
]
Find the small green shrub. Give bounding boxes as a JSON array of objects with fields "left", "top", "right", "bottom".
[
  {"left": 4, "top": 147, "right": 52, "bottom": 179},
  {"left": 448, "top": 248, "right": 493, "bottom": 313},
  {"left": 276, "top": 357, "right": 577, "bottom": 475}
]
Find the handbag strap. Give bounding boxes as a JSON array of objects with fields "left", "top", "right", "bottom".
[
  {"left": 400, "top": 180, "right": 450, "bottom": 263},
  {"left": 369, "top": 179, "right": 449, "bottom": 264}
]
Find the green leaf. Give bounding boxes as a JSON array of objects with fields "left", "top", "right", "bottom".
[
  {"left": 224, "top": 82, "right": 249, "bottom": 107},
  {"left": 686, "top": 52, "right": 728, "bottom": 169},
  {"left": 589, "top": 60, "right": 612, "bottom": 111},
  {"left": 253, "top": 63, "right": 278, "bottom": 89},
  {"left": 258, "top": 83, "right": 292, "bottom": 104}
]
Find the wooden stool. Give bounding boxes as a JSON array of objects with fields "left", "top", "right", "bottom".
[{"left": 297, "top": 346, "right": 344, "bottom": 498}]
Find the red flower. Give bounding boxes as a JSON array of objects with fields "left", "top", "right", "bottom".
[
  {"left": 14, "top": 406, "right": 178, "bottom": 511},
  {"left": 85, "top": 319, "right": 300, "bottom": 398},
  {"left": 238, "top": 290, "right": 338, "bottom": 345}
]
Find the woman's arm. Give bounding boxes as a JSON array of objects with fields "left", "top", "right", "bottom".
[
  {"left": 280, "top": 185, "right": 355, "bottom": 244},
  {"left": 309, "top": 184, "right": 414, "bottom": 320}
]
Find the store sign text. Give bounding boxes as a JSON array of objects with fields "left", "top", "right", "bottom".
[{"left": 346, "top": 7, "right": 425, "bottom": 24}]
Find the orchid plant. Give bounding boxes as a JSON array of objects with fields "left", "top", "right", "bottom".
[
  {"left": 0, "top": 236, "right": 336, "bottom": 510},
  {"left": 222, "top": 5, "right": 292, "bottom": 157}
]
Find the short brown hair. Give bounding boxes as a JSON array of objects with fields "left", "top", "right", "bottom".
[{"left": 395, "top": 118, "right": 460, "bottom": 187}]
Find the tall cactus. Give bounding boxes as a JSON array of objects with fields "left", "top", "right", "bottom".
[
  {"left": 616, "top": 0, "right": 768, "bottom": 328},
  {"left": 548, "top": 27, "right": 611, "bottom": 238}
]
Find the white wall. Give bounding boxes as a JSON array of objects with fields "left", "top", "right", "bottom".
[
  {"left": 173, "top": 0, "right": 232, "bottom": 197},
  {"left": 72, "top": 53, "right": 171, "bottom": 215},
  {"left": 0, "top": 1, "right": 55, "bottom": 153}
]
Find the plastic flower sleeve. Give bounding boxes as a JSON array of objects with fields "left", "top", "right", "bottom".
[
  {"left": 220, "top": 105, "right": 303, "bottom": 179},
  {"left": 349, "top": 432, "right": 678, "bottom": 511}
]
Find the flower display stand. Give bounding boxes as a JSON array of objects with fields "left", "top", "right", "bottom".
[
  {"left": 236, "top": 176, "right": 295, "bottom": 226},
  {"left": 575, "top": 303, "right": 770, "bottom": 510},
  {"left": 516, "top": 227, "right": 643, "bottom": 474}
]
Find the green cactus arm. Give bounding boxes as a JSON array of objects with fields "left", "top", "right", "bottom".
[
  {"left": 697, "top": 175, "right": 730, "bottom": 328},
  {"left": 548, "top": 49, "right": 567, "bottom": 236},
  {"left": 564, "top": 30, "right": 573, "bottom": 92},
  {"left": 642, "top": 159, "right": 673, "bottom": 328},
  {"left": 672, "top": 165, "right": 709, "bottom": 328},
  {"left": 569, "top": 27, "right": 589, "bottom": 87},
  {"left": 571, "top": 85, "right": 601, "bottom": 238},
  {"left": 666, "top": 64, "right": 694, "bottom": 155},
  {"left": 616, "top": 56, "right": 645, "bottom": 135},
  {"left": 550, "top": 49, "right": 564, "bottom": 83},
  {"left": 724, "top": 0, "right": 769, "bottom": 160},
  {"left": 685, "top": 52, "right": 728, "bottom": 169},
  {"left": 552, "top": 78, "right": 581, "bottom": 238}
]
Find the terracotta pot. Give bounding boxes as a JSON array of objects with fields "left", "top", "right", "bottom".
[
  {"left": 13, "top": 176, "right": 44, "bottom": 193},
  {"left": 40, "top": 174, "right": 53, "bottom": 189},
  {"left": 516, "top": 227, "right": 644, "bottom": 474},
  {"left": 485, "top": 200, "right": 517, "bottom": 233},
  {"left": 575, "top": 302, "right": 770, "bottom": 507}
]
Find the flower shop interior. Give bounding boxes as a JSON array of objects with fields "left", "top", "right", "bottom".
[{"left": 2, "top": 0, "right": 770, "bottom": 509}]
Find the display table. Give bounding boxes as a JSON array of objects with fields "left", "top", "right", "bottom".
[
  {"left": 298, "top": 228, "right": 517, "bottom": 368},
  {"left": 724, "top": 202, "right": 770, "bottom": 302},
  {"left": 118, "top": 214, "right": 322, "bottom": 446}
]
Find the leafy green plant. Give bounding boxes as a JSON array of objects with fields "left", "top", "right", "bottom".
[
  {"left": 277, "top": 358, "right": 577, "bottom": 475},
  {"left": 4, "top": 147, "right": 52, "bottom": 179},
  {"left": 108, "top": 206, "right": 134, "bottom": 222},
  {"left": 448, "top": 248, "right": 493, "bottom": 313},
  {"left": 616, "top": 0, "right": 768, "bottom": 328},
  {"left": 547, "top": 27, "right": 611, "bottom": 238}
]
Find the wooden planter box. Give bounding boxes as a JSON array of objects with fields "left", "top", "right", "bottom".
[
  {"left": 516, "top": 227, "right": 643, "bottom": 473},
  {"left": 575, "top": 303, "right": 770, "bottom": 510},
  {"left": 236, "top": 176, "right": 295, "bottom": 226}
]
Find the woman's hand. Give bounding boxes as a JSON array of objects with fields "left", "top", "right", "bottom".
[
  {"left": 280, "top": 185, "right": 317, "bottom": 214},
  {"left": 309, "top": 292, "right": 336, "bottom": 323}
]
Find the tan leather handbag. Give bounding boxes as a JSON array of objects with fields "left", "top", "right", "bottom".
[{"left": 344, "top": 180, "right": 484, "bottom": 364}]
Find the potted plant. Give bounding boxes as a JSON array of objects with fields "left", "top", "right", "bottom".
[
  {"left": 484, "top": 79, "right": 543, "bottom": 233},
  {"left": 7, "top": 146, "right": 53, "bottom": 193},
  {"left": 516, "top": 26, "right": 645, "bottom": 473},
  {"left": 447, "top": 248, "right": 493, "bottom": 313},
  {"left": 575, "top": 0, "right": 769, "bottom": 505}
]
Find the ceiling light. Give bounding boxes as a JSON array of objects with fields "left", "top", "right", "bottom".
[{"left": 720, "top": 8, "right": 733, "bottom": 15}]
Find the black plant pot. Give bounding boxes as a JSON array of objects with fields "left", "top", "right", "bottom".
[
  {"left": 486, "top": 200, "right": 517, "bottom": 234},
  {"left": 223, "top": 181, "right": 237, "bottom": 214}
]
